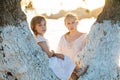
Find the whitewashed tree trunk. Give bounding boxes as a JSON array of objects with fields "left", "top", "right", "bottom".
[
  {"left": 78, "top": 21, "right": 120, "bottom": 80},
  {"left": 0, "top": 0, "right": 59, "bottom": 80},
  {"left": 77, "top": 0, "right": 120, "bottom": 80}
]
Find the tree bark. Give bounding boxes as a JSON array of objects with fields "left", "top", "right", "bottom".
[
  {"left": 77, "top": 0, "right": 120, "bottom": 80},
  {"left": 0, "top": 0, "right": 26, "bottom": 26},
  {"left": 97, "top": 0, "right": 120, "bottom": 23},
  {"left": 0, "top": 0, "right": 58, "bottom": 80}
]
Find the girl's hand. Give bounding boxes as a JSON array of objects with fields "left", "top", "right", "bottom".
[{"left": 55, "top": 54, "right": 64, "bottom": 60}]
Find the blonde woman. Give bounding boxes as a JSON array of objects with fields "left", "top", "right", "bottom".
[{"left": 57, "top": 13, "right": 88, "bottom": 80}]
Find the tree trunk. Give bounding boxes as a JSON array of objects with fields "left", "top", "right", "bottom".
[
  {"left": 97, "top": 0, "right": 120, "bottom": 23},
  {"left": 0, "top": 0, "right": 58, "bottom": 80},
  {"left": 77, "top": 0, "right": 120, "bottom": 80}
]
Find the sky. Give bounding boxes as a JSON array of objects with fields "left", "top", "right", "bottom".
[{"left": 21, "top": 0, "right": 105, "bottom": 15}]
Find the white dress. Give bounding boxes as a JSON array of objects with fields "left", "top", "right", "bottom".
[
  {"left": 36, "top": 35, "right": 75, "bottom": 80},
  {"left": 57, "top": 33, "right": 87, "bottom": 64}
]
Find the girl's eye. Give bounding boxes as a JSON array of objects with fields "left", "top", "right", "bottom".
[
  {"left": 67, "top": 23, "right": 70, "bottom": 25},
  {"left": 39, "top": 25, "right": 42, "bottom": 27},
  {"left": 38, "top": 24, "right": 41, "bottom": 26},
  {"left": 44, "top": 24, "right": 46, "bottom": 26}
]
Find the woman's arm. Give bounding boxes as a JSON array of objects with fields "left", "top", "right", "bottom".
[
  {"left": 82, "top": 35, "right": 88, "bottom": 49},
  {"left": 54, "top": 53, "right": 64, "bottom": 60}
]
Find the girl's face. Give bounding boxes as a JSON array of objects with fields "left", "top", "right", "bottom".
[
  {"left": 35, "top": 20, "right": 46, "bottom": 36},
  {"left": 65, "top": 18, "right": 78, "bottom": 32}
]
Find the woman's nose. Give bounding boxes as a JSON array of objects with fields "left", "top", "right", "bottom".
[{"left": 70, "top": 24, "right": 75, "bottom": 27}]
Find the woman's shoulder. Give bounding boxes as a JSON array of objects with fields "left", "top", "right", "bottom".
[
  {"left": 60, "top": 32, "right": 68, "bottom": 38},
  {"left": 79, "top": 32, "right": 88, "bottom": 37},
  {"left": 82, "top": 33, "right": 88, "bottom": 37},
  {"left": 58, "top": 32, "right": 68, "bottom": 42},
  {"left": 81, "top": 33, "right": 88, "bottom": 40},
  {"left": 64, "top": 32, "right": 69, "bottom": 37},
  {"left": 77, "top": 32, "right": 88, "bottom": 41}
]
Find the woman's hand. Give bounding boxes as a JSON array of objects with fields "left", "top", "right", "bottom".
[{"left": 55, "top": 53, "right": 64, "bottom": 60}]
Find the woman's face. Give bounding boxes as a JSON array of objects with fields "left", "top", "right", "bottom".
[
  {"left": 65, "top": 18, "right": 78, "bottom": 32},
  {"left": 35, "top": 20, "right": 46, "bottom": 36}
]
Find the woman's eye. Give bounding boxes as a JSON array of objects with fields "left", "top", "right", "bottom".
[
  {"left": 72, "top": 22, "right": 75, "bottom": 24},
  {"left": 39, "top": 25, "right": 42, "bottom": 27}
]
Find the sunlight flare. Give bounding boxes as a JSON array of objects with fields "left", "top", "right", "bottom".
[
  {"left": 83, "top": 0, "right": 105, "bottom": 11},
  {"left": 119, "top": 56, "right": 120, "bottom": 67},
  {"left": 23, "top": 0, "right": 105, "bottom": 14}
]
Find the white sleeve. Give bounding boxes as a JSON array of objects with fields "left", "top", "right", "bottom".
[
  {"left": 56, "top": 35, "right": 64, "bottom": 53},
  {"left": 36, "top": 35, "right": 46, "bottom": 43}
]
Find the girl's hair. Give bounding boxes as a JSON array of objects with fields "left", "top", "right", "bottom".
[
  {"left": 30, "top": 15, "right": 46, "bottom": 35},
  {"left": 64, "top": 12, "right": 78, "bottom": 23}
]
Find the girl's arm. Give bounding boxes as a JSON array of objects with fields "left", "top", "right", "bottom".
[
  {"left": 38, "top": 41, "right": 64, "bottom": 60},
  {"left": 38, "top": 42, "right": 54, "bottom": 58}
]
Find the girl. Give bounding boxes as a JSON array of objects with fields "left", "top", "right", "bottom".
[
  {"left": 30, "top": 15, "right": 64, "bottom": 59},
  {"left": 30, "top": 15, "right": 76, "bottom": 80},
  {"left": 57, "top": 13, "right": 89, "bottom": 79}
]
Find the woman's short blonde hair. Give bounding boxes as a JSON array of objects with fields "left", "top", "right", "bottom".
[{"left": 64, "top": 12, "right": 78, "bottom": 23}]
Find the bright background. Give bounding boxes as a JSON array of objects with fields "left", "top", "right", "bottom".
[
  {"left": 29, "top": 0, "right": 104, "bottom": 15},
  {"left": 21, "top": 0, "right": 105, "bottom": 50},
  {"left": 45, "top": 18, "right": 96, "bottom": 50}
]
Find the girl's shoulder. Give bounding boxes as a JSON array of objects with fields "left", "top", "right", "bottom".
[{"left": 36, "top": 35, "right": 46, "bottom": 43}]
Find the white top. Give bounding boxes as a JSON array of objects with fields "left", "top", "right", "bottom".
[
  {"left": 36, "top": 35, "right": 50, "bottom": 49},
  {"left": 57, "top": 33, "right": 87, "bottom": 63},
  {"left": 36, "top": 35, "right": 46, "bottom": 42}
]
